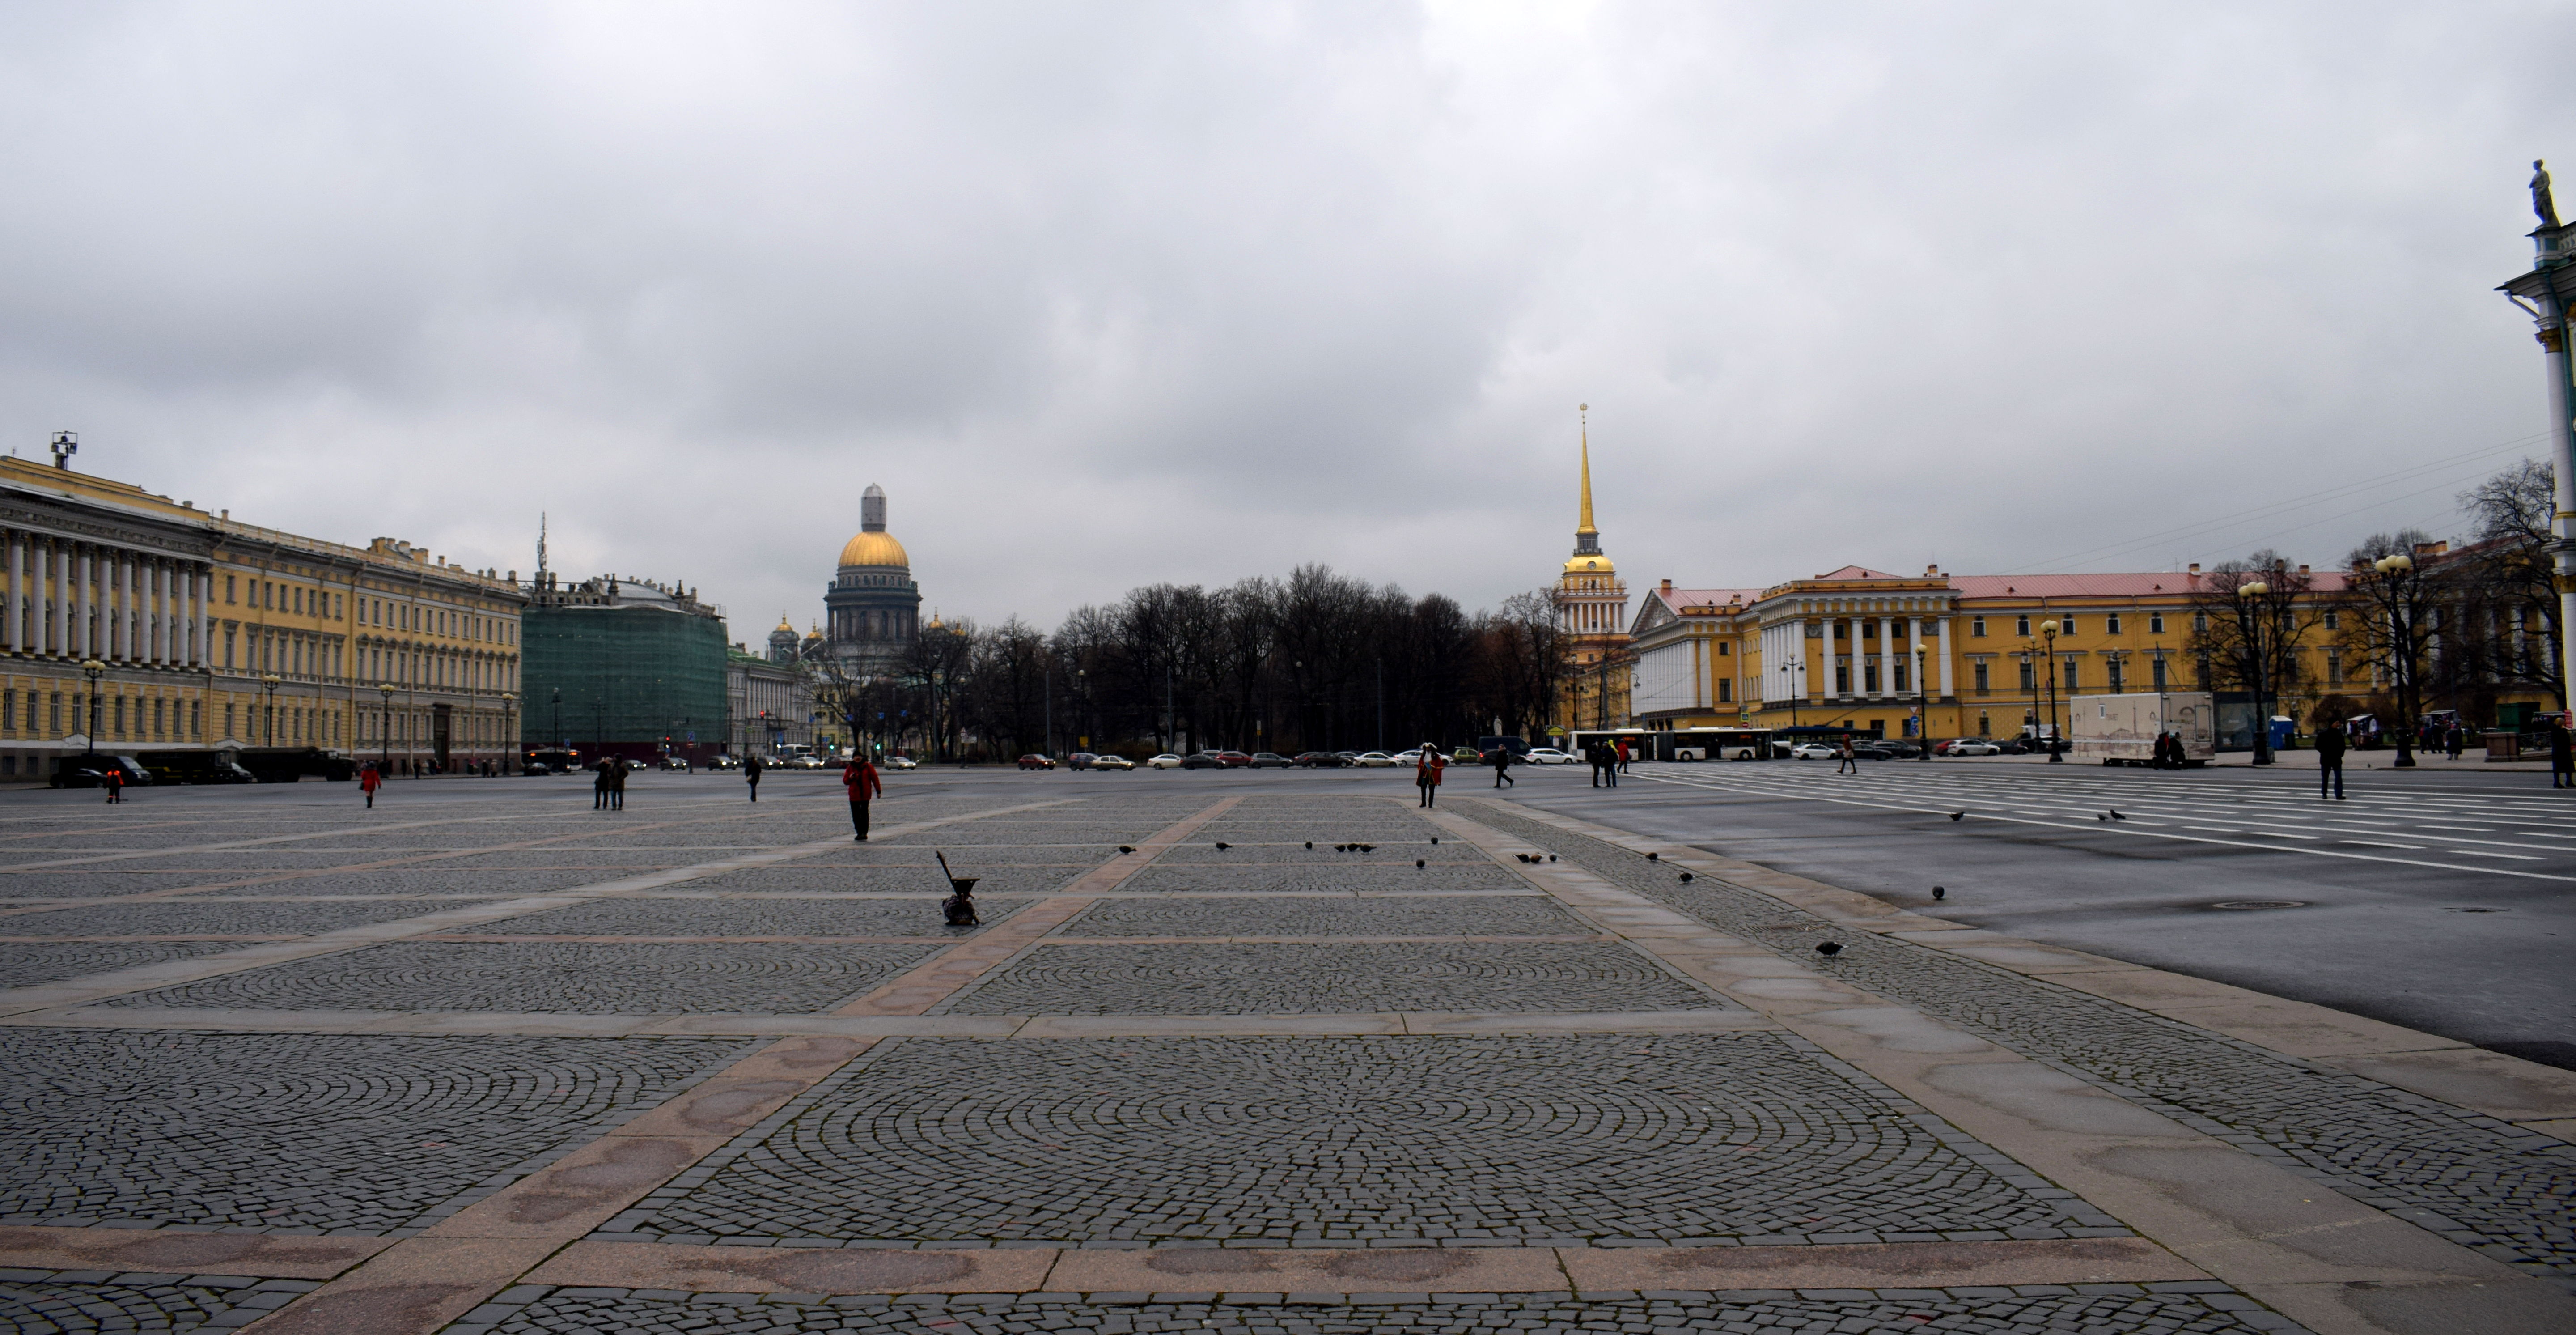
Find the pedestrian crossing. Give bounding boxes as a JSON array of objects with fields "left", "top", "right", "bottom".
[{"left": 1625, "top": 761, "right": 2576, "bottom": 883}]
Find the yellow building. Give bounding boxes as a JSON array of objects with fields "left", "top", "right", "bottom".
[
  {"left": 0, "top": 453, "right": 525, "bottom": 779},
  {"left": 1552, "top": 408, "right": 1631, "bottom": 732}
]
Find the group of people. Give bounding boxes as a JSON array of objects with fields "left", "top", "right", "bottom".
[
  {"left": 2148, "top": 732, "right": 2190, "bottom": 769},
  {"left": 1588, "top": 739, "right": 1627, "bottom": 787}
]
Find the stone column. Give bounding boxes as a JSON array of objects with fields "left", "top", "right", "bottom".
[
  {"left": 4, "top": 531, "right": 19, "bottom": 655},
  {"left": 38, "top": 540, "right": 56, "bottom": 656},
  {"left": 116, "top": 553, "right": 133, "bottom": 660},
  {"left": 75, "top": 546, "right": 93, "bottom": 659},
  {"left": 1937, "top": 617, "right": 1956, "bottom": 697},
  {"left": 1874, "top": 616, "right": 1891, "bottom": 696}
]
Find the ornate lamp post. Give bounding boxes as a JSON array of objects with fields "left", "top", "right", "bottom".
[
  {"left": 2039, "top": 620, "right": 2063, "bottom": 762},
  {"left": 500, "top": 693, "right": 517, "bottom": 773},
  {"left": 79, "top": 659, "right": 105, "bottom": 764},
  {"left": 1915, "top": 645, "right": 1931, "bottom": 761},
  {"left": 1776, "top": 656, "right": 1802, "bottom": 727},
  {"left": 377, "top": 682, "right": 395, "bottom": 773},
  {"left": 260, "top": 674, "right": 283, "bottom": 749},
  {"left": 2237, "top": 581, "right": 2274, "bottom": 765}
]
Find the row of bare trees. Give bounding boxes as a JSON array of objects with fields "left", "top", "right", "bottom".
[
  {"left": 801, "top": 565, "right": 1571, "bottom": 761},
  {"left": 2185, "top": 459, "right": 2567, "bottom": 763}
]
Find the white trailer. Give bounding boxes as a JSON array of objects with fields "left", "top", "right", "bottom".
[{"left": 2069, "top": 691, "right": 2215, "bottom": 767}]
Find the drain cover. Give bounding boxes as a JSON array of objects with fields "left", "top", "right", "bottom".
[{"left": 2208, "top": 900, "right": 2307, "bottom": 910}]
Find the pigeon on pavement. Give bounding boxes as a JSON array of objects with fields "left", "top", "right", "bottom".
[
  {"left": 1214, "top": 842, "right": 1231, "bottom": 850},
  {"left": 1932, "top": 886, "right": 1946, "bottom": 901},
  {"left": 1815, "top": 941, "right": 1843, "bottom": 956},
  {"left": 1949, "top": 812, "right": 1965, "bottom": 822},
  {"left": 1117, "top": 846, "right": 1135, "bottom": 854}
]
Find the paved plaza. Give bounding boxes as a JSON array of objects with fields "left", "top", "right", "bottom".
[{"left": 0, "top": 769, "right": 2569, "bottom": 1333}]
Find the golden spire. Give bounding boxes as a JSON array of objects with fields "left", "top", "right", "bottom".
[{"left": 1576, "top": 403, "right": 1596, "bottom": 536}]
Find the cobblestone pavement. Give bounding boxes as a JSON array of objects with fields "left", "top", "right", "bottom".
[
  {"left": 0, "top": 940, "right": 252, "bottom": 987},
  {"left": 0, "top": 1271, "right": 320, "bottom": 1333},
  {"left": 1123, "top": 864, "right": 1522, "bottom": 893},
  {"left": 461, "top": 1285, "right": 2295, "bottom": 1334},
  {"left": 1466, "top": 801, "right": 2576, "bottom": 1280},
  {"left": 609, "top": 1033, "right": 2111, "bottom": 1246},
  {"left": 0, "top": 897, "right": 459, "bottom": 936},
  {"left": 482, "top": 895, "right": 1029, "bottom": 937},
  {"left": 99, "top": 940, "right": 947, "bottom": 1013},
  {"left": 941, "top": 942, "right": 1722, "bottom": 1014},
  {"left": 1063, "top": 893, "right": 1583, "bottom": 937},
  {"left": 0, "top": 1028, "right": 750, "bottom": 1231}
]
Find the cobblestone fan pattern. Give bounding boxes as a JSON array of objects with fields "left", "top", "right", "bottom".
[
  {"left": 0, "top": 872, "right": 269, "bottom": 899},
  {"left": 941, "top": 942, "right": 1721, "bottom": 1016},
  {"left": 488, "top": 896, "right": 1030, "bottom": 937},
  {"left": 0, "top": 897, "right": 458, "bottom": 936},
  {"left": 1466, "top": 802, "right": 2576, "bottom": 1278},
  {"left": 0, "top": 1274, "right": 322, "bottom": 1333},
  {"left": 0, "top": 1029, "right": 749, "bottom": 1231},
  {"left": 0, "top": 940, "right": 250, "bottom": 988},
  {"left": 467, "top": 1285, "right": 2298, "bottom": 1335},
  {"left": 802, "top": 846, "right": 1127, "bottom": 868},
  {"left": 883, "top": 822, "right": 1187, "bottom": 847},
  {"left": 1125, "top": 864, "right": 1522, "bottom": 893},
  {"left": 1066, "top": 894, "right": 1587, "bottom": 938},
  {"left": 99, "top": 940, "right": 945, "bottom": 1014},
  {"left": 685, "top": 864, "right": 1098, "bottom": 896},
  {"left": 614, "top": 1034, "right": 2112, "bottom": 1245}
]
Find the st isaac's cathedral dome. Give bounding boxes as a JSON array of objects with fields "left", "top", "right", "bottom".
[{"left": 822, "top": 483, "right": 922, "bottom": 673}]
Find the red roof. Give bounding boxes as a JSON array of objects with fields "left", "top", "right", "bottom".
[
  {"left": 1653, "top": 586, "right": 1766, "bottom": 613},
  {"left": 1811, "top": 565, "right": 1906, "bottom": 581},
  {"left": 1946, "top": 570, "right": 2349, "bottom": 598}
]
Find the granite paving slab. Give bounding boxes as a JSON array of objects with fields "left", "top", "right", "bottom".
[
  {"left": 485, "top": 896, "right": 1032, "bottom": 938},
  {"left": 0, "top": 898, "right": 458, "bottom": 937},
  {"left": 942, "top": 941, "right": 1720, "bottom": 1015},
  {"left": 1123, "top": 863, "right": 1522, "bottom": 893},
  {"left": 1064, "top": 893, "right": 1585, "bottom": 938},
  {"left": 0, "top": 940, "right": 254, "bottom": 989}
]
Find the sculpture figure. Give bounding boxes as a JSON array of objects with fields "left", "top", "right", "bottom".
[{"left": 2535, "top": 159, "right": 2560, "bottom": 229}]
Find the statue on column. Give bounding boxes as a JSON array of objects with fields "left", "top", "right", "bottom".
[{"left": 2536, "top": 159, "right": 2561, "bottom": 230}]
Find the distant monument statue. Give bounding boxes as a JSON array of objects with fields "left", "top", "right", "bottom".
[{"left": 2535, "top": 159, "right": 2560, "bottom": 230}]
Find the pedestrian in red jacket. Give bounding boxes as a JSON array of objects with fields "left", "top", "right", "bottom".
[
  {"left": 843, "top": 757, "right": 883, "bottom": 841},
  {"left": 359, "top": 764, "right": 382, "bottom": 809}
]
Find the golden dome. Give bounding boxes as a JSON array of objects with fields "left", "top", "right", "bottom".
[
  {"left": 774, "top": 613, "right": 794, "bottom": 634},
  {"left": 1563, "top": 554, "right": 1616, "bottom": 574},
  {"left": 837, "top": 530, "right": 910, "bottom": 569}
]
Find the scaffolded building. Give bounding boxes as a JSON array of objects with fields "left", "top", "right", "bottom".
[{"left": 520, "top": 573, "right": 726, "bottom": 765}]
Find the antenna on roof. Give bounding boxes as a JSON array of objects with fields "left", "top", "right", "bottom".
[{"left": 48, "top": 431, "right": 76, "bottom": 470}]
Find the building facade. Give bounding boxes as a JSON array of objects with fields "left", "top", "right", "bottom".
[
  {"left": 822, "top": 484, "right": 921, "bottom": 679},
  {"left": 520, "top": 573, "right": 727, "bottom": 764},
  {"left": 1551, "top": 412, "right": 1631, "bottom": 732},
  {"left": 728, "top": 628, "right": 819, "bottom": 756},
  {"left": 0, "top": 455, "right": 525, "bottom": 780}
]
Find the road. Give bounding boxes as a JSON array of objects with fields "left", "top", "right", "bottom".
[{"left": 1508, "top": 755, "right": 2576, "bottom": 1069}]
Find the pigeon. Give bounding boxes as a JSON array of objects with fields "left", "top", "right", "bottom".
[
  {"left": 1646, "top": 851, "right": 1660, "bottom": 861},
  {"left": 1678, "top": 872, "right": 1694, "bottom": 883},
  {"left": 2109, "top": 810, "right": 2126, "bottom": 821},
  {"left": 1430, "top": 837, "right": 1439, "bottom": 845},
  {"left": 1335, "top": 844, "right": 1350, "bottom": 853},
  {"left": 1815, "top": 941, "right": 1843, "bottom": 957},
  {"left": 1415, "top": 859, "right": 1426, "bottom": 868},
  {"left": 1304, "top": 841, "right": 1313, "bottom": 850},
  {"left": 1932, "top": 886, "right": 1946, "bottom": 901},
  {"left": 1548, "top": 855, "right": 1557, "bottom": 863},
  {"left": 1358, "top": 843, "right": 1375, "bottom": 853},
  {"left": 1214, "top": 842, "right": 1231, "bottom": 850},
  {"left": 1948, "top": 812, "right": 1964, "bottom": 822},
  {"left": 2096, "top": 814, "right": 2107, "bottom": 821},
  {"left": 1117, "top": 846, "right": 1135, "bottom": 854}
]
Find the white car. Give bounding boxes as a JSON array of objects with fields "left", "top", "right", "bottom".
[
  {"left": 1939, "top": 738, "right": 2001, "bottom": 757},
  {"left": 1788, "top": 742, "right": 1840, "bottom": 760},
  {"left": 1521, "top": 747, "right": 1576, "bottom": 765},
  {"left": 883, "top": 755, "right": 918, "bottom": 770},
  {"left": 1146, "top": 753, "right": 1183, "bottom": 769},
  {"left": 1391, "top": 749, "right": 1426, "bottom": 766},
  {"left": 1092, "top": 754, "right": 1135, "bottom": 770},
  {"left": 1352, "top": 751, "right": 1397, "bottom": 768}
]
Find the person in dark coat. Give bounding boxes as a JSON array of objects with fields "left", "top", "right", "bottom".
[
  {"left": 843, "top": 755, "right": 882, "bottom": 839},
  {"left": 1415, "top": 744, "right": 1444, "bottom": 808},
  {"left": 2552, "top": 719, "right": 2574, "bottom": 790},
  {"left": 2316, "top": 724, "right": 2346, "bottom": 801},
  {"left": 1490, "top": 746, "right": 1514, "bottom": 788},
  {"left": 592, "top": 761, "right": 612, "bottom": 811},
  {"left": 607, "top": 758, "right": 628, "bottom": 811},
  {"left": 744, "top": 753, "right": 764, "bottom": 802},
  {"left": 1587, "top": 742, "right": 1605, "bottom": 788}
]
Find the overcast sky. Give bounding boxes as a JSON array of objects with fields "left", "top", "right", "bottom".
[{"left": 2, "top": 3, "right": 2570, "bottom": 638}]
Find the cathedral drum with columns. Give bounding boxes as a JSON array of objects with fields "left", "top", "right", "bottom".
[{"left": 822, "top": 484, "right": 921, "bottom": 676}]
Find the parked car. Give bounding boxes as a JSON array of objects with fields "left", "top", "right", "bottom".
[
  {"left": 1016, "top": 753, "right": 1056, "bottom": 770},
  {"left": 884, "top": 755, "right": 919, "bottom": 770},
  {"left": 1292, "top": 751, "right": 1344, "bottom": 767},
  {"left": 1521, "top": 747, "right": 1576, "bottom": 765},
  {"left": 1352, "top": 751, "right": 1397, "bottom": 767},
  {"left": 1146, "top": 753, "right": 1184, "bottom": 769},
  {"left": 1335, "top": 750, "right": 1361, "bottom": 761},
  {"left": 138, "top": 751, "right": 256, "bottom": 784},
  {"left": 1936, "top": 738, "right": 2000, "bottom": 757},
  {"left": 1391, "top": 749, "right": 1426, "bottom": 765},
  {"left": 705, "top": 754, "right": 741, "bottom": 770},
  {"left": 1066, "top": 752, "right": 1099, "bottom": 770},
  {"left": 1180, "top": 751, "right": 1228, "bottom": 769},
  {"left": 1247, "top": 751, "right": 1292, "bottom": 769},
  {"left": 1788, "top": 742, "right": 1840, "bottom": 760},
  {"left": 1859, "top": 740, "right": 1921, "bottom": 760},
  {"left": 51, "top": 755, "right": 155, "bottom": 788},
  {"left": 1091, "top": 753, "right": 1135, "bottom": 770},
  {"left": 1216, "top": 751, "right": 1253, "bottom": 768}
]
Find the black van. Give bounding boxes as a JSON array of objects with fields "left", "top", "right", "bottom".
[{"left": 51, "top": 755, "right": 153, "bottom": 788}]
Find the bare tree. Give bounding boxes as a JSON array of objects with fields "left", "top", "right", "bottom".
[
  {"left": 2339, "top": 530, "right": 2444, "bottom": 768},
  {"left": 2183, "top": 550, "right": 2326, "bottom": 761},
  {"left": 2456, "top": 459, "right": 2565, "bottom": 709}
]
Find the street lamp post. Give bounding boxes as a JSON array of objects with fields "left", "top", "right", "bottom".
[
  {"left": 550, "top": 687, "right": 563, "bottom": 753},
  {"left": 79, "top": 659, "right": 105, "bottom": 764},
  {"left": 1777, "top": 656, "right": 1802, "bottom": 727},
  {"left": 2238, "top": 581, "right": 2274, "bottom": 766},
  {"left": 500, "top": 693, "right": 516, "bottom": 774},
  {"left": 377, "top": 682, "right": 395, "bottom": 773},
  {"left": 260, "top": 674, "right": 283, "bottom": 749},
  {"left": 2039, "top": 620, "right": 2063, "bottom": 762},
  {"left": 1915, "top": 646, "right": 1931, "bottom": 761}
]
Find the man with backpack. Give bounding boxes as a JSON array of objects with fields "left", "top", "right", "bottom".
[{"left": 843, "top": 754, "right": 882, "bottom": 840}]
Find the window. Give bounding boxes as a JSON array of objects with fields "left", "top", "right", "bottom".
[
  {"left": 225, "top": 575, "right": 237, "bottom": 604},
  {"left": 1836, "top": 663, "right": 1852, "bottom": 693},
  {"left": 2149, "top": 612, "right": 2165, "bottom": 634},
  {"left": 1973, "top": 662, "right": 1990, "bottom": 693},
  {"left": 1894, "top": 664, "right": 1910, "bottom": 692},
  {"left": 1834, "top": 621, "right": 1847, "bottom": 640},
  {"left": 1864, "top": 663, "right": 1881, "bottom": 693},
  {"left": 1861, "top": 621, "right": 1877, "bottom": 641},
  {"left": 224, "top": 702, "right": 235, "bottom": 736},
  {"left": 1716, "top": 641, "right": 1729, "bottom": 655},
  {"left": 2193, "top": 612, "right": 2208, "bottom": 633},
  {"left": 2106, "top": 614, "right": 2123, "bottom": 634},
  {"left": 2018, "top": 659, "right": 2035, "bottom": 690},
  {"left": 49, "top": 692, "right": 61, "bottom": 734},
  {"left": 2323, "top": 611, "right": 2339, "bottom": 630},
  {"left": 2062, "top": 657, "right": 2079, "bottom": 690},
  {"left": 1717, "top": 679, "right": 1732, "bottom": 702},
  {"left": 191, "top": 700, "right": 199, "bottom": 739},
  {"left": 2195, "top": 655, "right": 2211, "bottom": 687},
  {"left": 2326, "top": 649, "right": 2343, "bottom": 685},
  {"left": 1971, "top": 616, "right": 1986, "bottom": 637},
  {"left": 2015, "top": 615, "right": 2030, "bottom": 636},
  {"left": 2060, "top": 616, "right": 2078, "bottom": 636},
  {"left": 225, "top": 629, "right": 236, "bottom": 668},
  {"left": 2152, "top": 657, "right": 2168, "bottom": 690},
  {"left": 2106, "top": 659, "right": 2124, "bottom": 692}
]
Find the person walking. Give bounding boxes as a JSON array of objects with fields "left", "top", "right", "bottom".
[
  {"left": 2316, "top": 723, "right": 2346, "bottom": 801},
  {"left": 1836, "top": 738, "right": 1857, "bottom": 774},
  {"left": 744, "top": 753, "right": 764, "bottom": 802},
  {"left": 1415, "top": 744, "right": 1443, "bottom": 808},
  {"left": 843, "top": 753, "right": 882, "bottom": 840},
  {"left": 593, "top": 760, "right": 612, "bottom": 811},
  {"left": 2552, "top": 718, "right": 2574, "bottom": 790},
  {"left": 1490, "top": 744, "right": 1514, "bottom": 788},
  {"left": 608, "top": 758, "right": 628, "bottom": 811},
  {"left": 1615, "top": 738, "right": 1631, "bottom": 774},
  {"left": 102, "top": 765, "right": 124, "bottom": 804},
  {"left": 360, "top": 763, "right": 382, "bottom": 809},
  {"left": 2447, "top": 726, "right": 2465, "bottom": 761}
]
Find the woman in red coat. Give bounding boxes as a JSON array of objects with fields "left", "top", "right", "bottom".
[
  {"left": 1415, "top": 744, "right": 1445, "bottom": 808},
  {"left": 359, "top": 764, "right": 383, "bottom": 809},
  {"left": 843, "top": 756, "right": 883, "bottom": 841}
]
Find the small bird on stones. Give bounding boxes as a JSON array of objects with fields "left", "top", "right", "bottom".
[
  {"left": 1815, "top": 941, "right": 1843, "bottom": 957},
  {"left": 1429, "top": 837, "right": 1439, "bottom": 845},
  {"left": 1117, "top": 846, "right": 1135, "bottom": 854},
  {"left": 1646, "top": 851, "right": 1660, "bottom": 861},
  {"left": 1214, "top": 842, "right": 1231, "bottom": 850},
  {"left": 1304, "top": 841, "right": 1313, "bottom": 849},
  {"left": 1547, "top": 854, "right": 1557, "bottom": 862},
  {"left": 1932, "top": 886, "right": 1946, "bottom": 901},
  {"left": 1949, "top": 811, "right": 1964, "bottom": 822},
  {"left": 2096, "top": 813, "right": 2108, "bottom": 821},
  {"left": 2109, "top": 810, "right": 2126, "bottom": 821},
  {"left": 1678, "top": 872, "right": 1694, "bottom": 883},
  {"left": 1335, "top": 843, "right": 1350, "bottom": 852},
  {"left": 1358, "top": 843, "right": 1375, "bottom": 853},
  {"left": 1415, "top": 859, "right": 1426, "bottom": 868}
]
